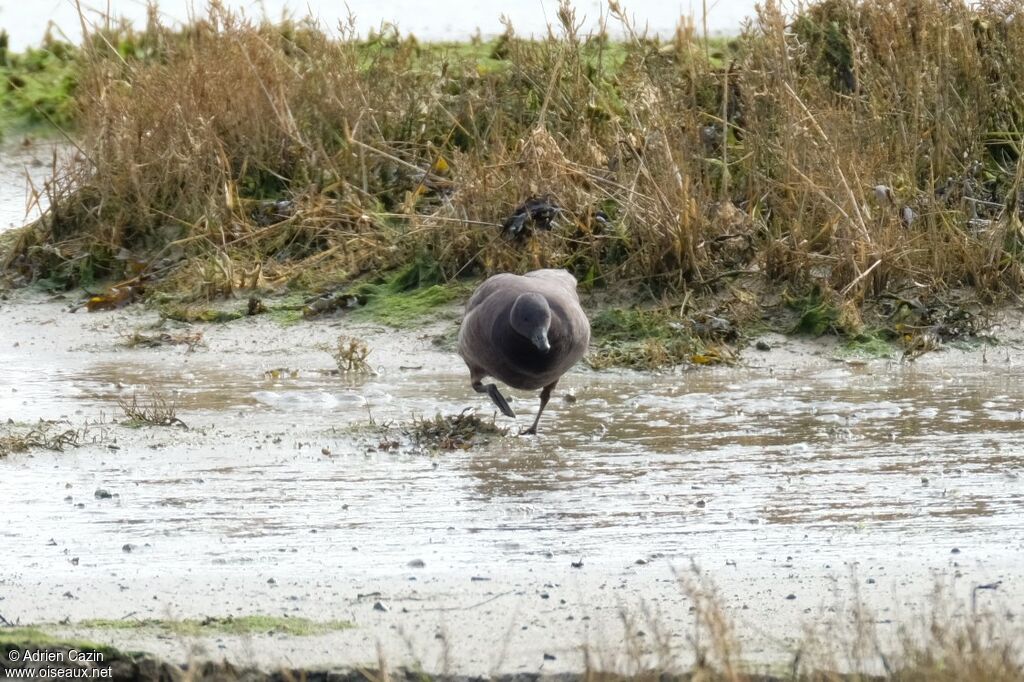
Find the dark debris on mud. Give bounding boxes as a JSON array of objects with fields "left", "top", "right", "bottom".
[
  {"left": 403, "top": 408, "right": 508, "bottom": 451},
  {"left": 0, "top": 420, "right": 85, "bottom": 458},
  {"left": 118, "top": 329, "right": 204, "bottom": 351},
  {"left": 116, "top": 393, "right": 188, "bottom": 429},
  {"left": 353, "top": 408, "right": 507, "bottom": 453},
  {"left": 501, "top": 195, "right": 561, "bottom": 240}
]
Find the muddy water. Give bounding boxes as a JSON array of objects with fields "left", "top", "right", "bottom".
[
  {"left": 16, "top": 360, "right": 1024, "bottom": 565},
  {"left": 1, "top": 298, "right": 1023, "bottom": 673}
]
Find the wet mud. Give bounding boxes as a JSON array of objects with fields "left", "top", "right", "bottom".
[{"left": 1, "top": 291, "right": 1022, "bottom": 675}]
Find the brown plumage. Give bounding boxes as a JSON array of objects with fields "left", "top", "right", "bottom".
[{"left": 457, "top": 269, "right": 590, "bottom": 434}]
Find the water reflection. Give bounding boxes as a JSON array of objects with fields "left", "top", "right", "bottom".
[{"left": 2, "top": 354, "right": 1023, "bottom": 578}]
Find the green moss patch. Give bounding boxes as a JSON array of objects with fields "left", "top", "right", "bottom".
[
  {"left": 0, "top": 627, "right": 122, "bottom": 657},
  {"left": 836, "top": 333, "right": 898, "bottom": 360},
  {"left": 587, "top": 307, "right": 697, "bottom": 370},
  {"left": 352, "top": 283, "right": 462, "bottom": 327},
  {"left": 306, "top": 262, "right": 466, "bottom": 328},
  {"left": 787, "top": 289, "right": 863, "bottom": 337},
  {"left": 265, "top": 293, "right": 307, "bottom": 326},
  {"left": 75, "top": 615, "right": 352, "bottom": 637}
]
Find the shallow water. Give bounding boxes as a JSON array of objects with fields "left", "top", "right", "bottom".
[
  {"left": 0, "top": 298, "right": 1022, "bottom": 671},
  {"left": 6, "top": 356, "right": 1024, "bottom": 567}
]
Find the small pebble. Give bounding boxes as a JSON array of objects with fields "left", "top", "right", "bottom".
[{"left": 373, "top": 600, "right": 390, "bottom": 612}]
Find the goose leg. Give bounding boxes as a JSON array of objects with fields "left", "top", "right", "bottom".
[
  {"left": 522, "top": 381, "right": 557, "bottom": 435},
  {"left": 473, "top": 379, "right": 516, "bottom": 418}
]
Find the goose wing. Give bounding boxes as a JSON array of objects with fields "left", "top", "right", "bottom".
[
  {"left": 524, "top": 268, "right": 580, "bottom": 297},
  {"left": 464, "top": 273, "right": 523, "bottom": 314}
]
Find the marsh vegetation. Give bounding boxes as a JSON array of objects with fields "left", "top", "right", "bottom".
[{"left": 1, "top": 0, "right": 1022, "bottom": 365}]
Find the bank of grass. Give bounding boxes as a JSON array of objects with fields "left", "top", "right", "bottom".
[{"left": 1, "top": 0, "right": 1021, "bottom": 363}]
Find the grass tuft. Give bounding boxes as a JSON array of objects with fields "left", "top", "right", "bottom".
[
  {"left": 326, "top": 334, "right": 373, "bottom": 373},
  {"left": 0, "top": 419, "right": 83, "bottom": 457},
  {"left": 405, "top": 409, "right": 507, "bottom": 450},
  {"left": 116, "top": 392, "right": 186, "bottom": 428}
]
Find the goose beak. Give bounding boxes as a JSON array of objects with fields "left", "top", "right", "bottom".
[{"left": 531, "top": 330, "right": 551, "bottom": 353}]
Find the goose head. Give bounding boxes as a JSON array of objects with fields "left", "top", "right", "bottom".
[{"left": 510, "top": 292, "right": 552, "bottom": 353}]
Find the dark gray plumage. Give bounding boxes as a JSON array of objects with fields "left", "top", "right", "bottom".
[{"left": 457, "top": 269, "right": 590, "bottom": 434}]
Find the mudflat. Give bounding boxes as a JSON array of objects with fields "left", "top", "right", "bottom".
[{"left": 1, "top": 290, "right": 1021, "bottom": 675}]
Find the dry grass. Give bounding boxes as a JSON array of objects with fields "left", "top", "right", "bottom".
[
  {"left": 4, "top": 0, "right": 1024, "bottom": 316},
  {"left": 2, "top": 570, "right": 1018, "bottom": 680},
  {"left": 404, "top": 408, "right": 507, "bottom": 450},
  {"left": 573, "top": 570, "right": 1022, "bottom": 682},
  {"left": 326, "top": 334, "right": 373, "bottom": 373}
]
